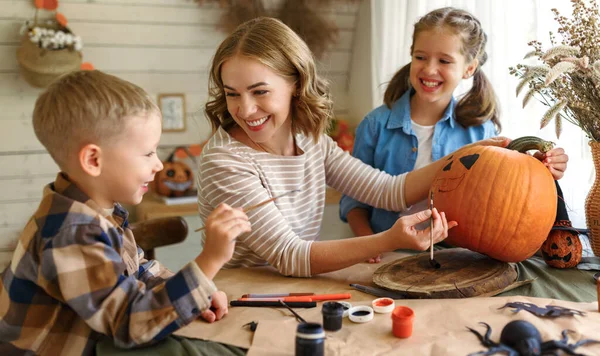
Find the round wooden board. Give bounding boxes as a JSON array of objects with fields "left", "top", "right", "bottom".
[{"left": 373, "top": 248, "right": 517, "bottom": 299}]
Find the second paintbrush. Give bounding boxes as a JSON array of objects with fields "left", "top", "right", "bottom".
[
  {"left": 429, "top": 191, "right": 441, "bottom": 269},
  {"left": 195, "top": 189, "right": 300, "bottom": 232}
]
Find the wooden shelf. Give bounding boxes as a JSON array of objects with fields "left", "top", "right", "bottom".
[
  {"left": 135, "top": 195, "right": 198, "bottom": 222},
  {"left": 136, "top": 188, "right": 342, "bottom": 222}
]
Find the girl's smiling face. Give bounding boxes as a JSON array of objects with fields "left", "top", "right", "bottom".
[
  {"left": 221, "top": 55, "right": 296, "bottom": 152},
  {"left": 409, "top": 28, "right": 478, "bottom": 106}
]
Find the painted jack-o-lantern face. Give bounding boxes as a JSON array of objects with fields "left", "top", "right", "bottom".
[
  {"left": 153, "top": 160, "right": 193, "bottom": 197},
  {"left": 430, "top": 145, "right": 557, "bottom": 262},
  {"left": 541, "top": 230, "right": 582, "bottom": 268},
  {"left": 435, "top": 153, "right": 479, "bottom": 192}
]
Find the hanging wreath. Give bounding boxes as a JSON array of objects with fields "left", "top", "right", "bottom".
[
  {"left": 195, "top": 0, "right": 357, "bottom": 59},
  {"left": 16, "top": 0, "right": 94, "bottom": 88}
]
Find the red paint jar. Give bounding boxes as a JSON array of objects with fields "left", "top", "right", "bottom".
[
  {"left": 372, "top": 297, "right": 395, "bottom": 313},
  {"left": 391, "top": 306, "right": 414, "bottom": 338}
]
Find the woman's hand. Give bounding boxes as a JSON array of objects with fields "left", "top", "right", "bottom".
[
  {"left": 386, "top": 208, "right": 457, "bottom": 251},
  {"left": 533, "top": 147, "right": 568, "bottom": 180}
]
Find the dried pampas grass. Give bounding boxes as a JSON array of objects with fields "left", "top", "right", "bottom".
[{"left": 196, "top": 0, "right": 357, "bottom": 59}]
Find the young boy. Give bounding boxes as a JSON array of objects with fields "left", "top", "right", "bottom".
[{"left": 0, "top": 70, "right": 251, "bottom": 355}]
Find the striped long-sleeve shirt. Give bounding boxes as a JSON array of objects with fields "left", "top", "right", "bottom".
[
  {"left": 0, "top": 173, "right": 217, "bottom": 355},
  {"left": 197, "top": 127, "right": 408, "bottom": 277}
]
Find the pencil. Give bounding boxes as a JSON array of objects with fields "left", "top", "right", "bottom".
[
  {"left": 194, "top": 189, "right": 300, "bottom": 232},
  {"left": 230, "top": 300, "right": 316, "bottom": 308},
  {"left": 241, "top": 293, "right": 314, "bottom": 298},
  {"left": 349, "top": 283, "right": 407, "bottom": 299},
  {"left": 238, "top": 293, "right": 351, "bottom": 302}
]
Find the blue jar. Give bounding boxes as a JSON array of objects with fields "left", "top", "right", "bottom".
[{"left": 295, "top": 322, "right": 325, "bottom": 356}]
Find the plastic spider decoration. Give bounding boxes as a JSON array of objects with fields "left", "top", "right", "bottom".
[{"left": 467, "top": 320, "right": 599, "bottom": 356}]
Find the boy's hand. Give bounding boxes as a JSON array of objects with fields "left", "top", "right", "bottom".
[
  {"left": 196, "top": 203, "right": 251, "bottom": 279},
  {"left": 386, "top": 208, "right": 457, "bottom": 251},
  {"left": 200, "top": 290, "right": 228, "bottom": 323},
  {"left": 533, "top": 147, "right": 568, "bottom": 180}
]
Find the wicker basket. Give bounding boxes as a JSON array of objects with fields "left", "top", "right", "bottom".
[
  {"left": 585, "top": 141, "right": 600, "bottom": 256},
  {"left": 16, "top": 35, "right": 82, "bottom": 88}
]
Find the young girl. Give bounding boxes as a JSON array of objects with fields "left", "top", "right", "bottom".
[
  {"left": 197, "top": 16, "right": 514, "bottom": 277},
  {"left": 340, "top": 7, "right": 568, "bottom": 263}
]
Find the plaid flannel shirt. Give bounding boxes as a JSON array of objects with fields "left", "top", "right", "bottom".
[{"left": 0, "top": 173, "right": 217, "bottom": 355}]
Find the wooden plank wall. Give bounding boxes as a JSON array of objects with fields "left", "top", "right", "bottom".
[{"left": 0, "top": 0, "right": 359, "bottom": 267}]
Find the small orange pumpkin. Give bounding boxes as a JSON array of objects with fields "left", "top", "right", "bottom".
[
  {"left": 430, "top": 145, "right": 557, "bottom": 262},
  {"left": 541, "top": 230, "right": 582, "bottom": 268},
  {"left": 152, "top": 160, "right": 193, "bottom": 197}
]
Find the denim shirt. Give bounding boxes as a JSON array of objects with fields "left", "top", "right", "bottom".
[{"left": 339, "top": 90, "right": 497, "bottom": 233}]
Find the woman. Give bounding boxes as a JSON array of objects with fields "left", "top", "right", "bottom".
[{"left": 196, "top": 17, "right": 567, "bottom": 277}]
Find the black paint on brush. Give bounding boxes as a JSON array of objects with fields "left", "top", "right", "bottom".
[{"left": 429, "top": 258, "right": 441, "bottom": 269}]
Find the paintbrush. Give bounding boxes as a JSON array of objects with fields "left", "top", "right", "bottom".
[
  {"left": 429, "top": 191, "right": 441, "bottom": 269},
  {"left": 279, "top": 300, "right": 307, "bottom": 323},
  {"left": 194, "top": 189, "right": 301, "bottom": 232}
]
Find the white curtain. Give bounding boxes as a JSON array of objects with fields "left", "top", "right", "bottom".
[{"left": 370, "top": 0, "right": 592, "bottom": 228}]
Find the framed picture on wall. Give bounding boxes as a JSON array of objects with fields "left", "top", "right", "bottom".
[{"left": 158, "top": 93, "right": 186, "bottom": 132}]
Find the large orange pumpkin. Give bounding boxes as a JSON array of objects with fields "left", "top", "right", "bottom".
[{"left": 430, "top": 145, "right": 557, "bottom": 262}]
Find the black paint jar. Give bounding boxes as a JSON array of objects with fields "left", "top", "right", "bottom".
[
  {"left": 295, "top": 322, "right": 325, "bottom": 356},
  {"left": 321, "top": 301, "right": 344, "bottom": 332}
]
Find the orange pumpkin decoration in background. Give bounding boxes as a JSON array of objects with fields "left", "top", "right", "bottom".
[
  {"left": 541, "top": 230, "right": 582, "bottom": 268},
  {"left": 152, "top": 160, "right": 194, "bottom": 197},
  {"left": 540, "top": 181, "right": 583, "bottom": 268},
  {"left": 430, "top": 145, "right": 557, "bottom": 262}
]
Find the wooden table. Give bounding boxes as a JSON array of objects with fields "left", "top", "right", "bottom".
[
  {"left": 173, "top": 252, "right": 600, "bottom": 356},
  {"left": 135, "top": 187, "right": 343, "bottom": 222}
]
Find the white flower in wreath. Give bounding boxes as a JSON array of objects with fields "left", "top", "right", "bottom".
[{"left": 73, "top": 36, "right": 82, "bottom": 51}]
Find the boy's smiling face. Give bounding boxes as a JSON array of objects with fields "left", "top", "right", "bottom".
[{"left": 95, "top": 111, "right": 164, "bottom": 207}]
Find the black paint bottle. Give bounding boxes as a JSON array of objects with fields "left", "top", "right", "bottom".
[
  {"left": 321, "top": 301, "right": 344, "bottom": 331},
  {"left": 295, "top": 322, "right": 325, "bottom": 356}
]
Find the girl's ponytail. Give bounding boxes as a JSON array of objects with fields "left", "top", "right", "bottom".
[
  {"left": 455, "top": 69, "right": 501, "bottom": 132},
  {"left": 383, "top": 63, "right": 411, "bottom": 109}
]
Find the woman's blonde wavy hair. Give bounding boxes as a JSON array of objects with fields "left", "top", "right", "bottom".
[{"left": 205, "top": 17, "right": 333, "bottom": 141}]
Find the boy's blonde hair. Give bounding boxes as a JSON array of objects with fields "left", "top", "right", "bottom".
[
  {"left": 33, "top": 70, "right": 159, "bottom": 169},
  {"left": 205, "top": 17, "right": 333, "bottom": 141}
]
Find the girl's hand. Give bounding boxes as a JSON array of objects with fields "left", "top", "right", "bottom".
[
  {"left": 366, "top": 254, "right": 381, "bottom": 264},
  {"left": 469, "top": 136, "right": 511, "bottom": 148},
  {"left": 533, "top": 147, "right": 568, "bottom": 180},
  {"left": 386, "top": 208, "right": 457, "bottom": 251}
]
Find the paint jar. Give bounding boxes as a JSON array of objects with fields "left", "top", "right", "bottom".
[
  {"left": 295, "top": 322, "right": 325, "bottom": 356},
  {"left": 337, "top": 301, "right": 352, "bottom": 317},
  {"left": 391, "top": 306, "right": 414, "bottom": 338},
  {"left": 372, "top": 297, "right": 395, "bottom": 313},
  {"left": 348, "top": 306, "right": 374, "bottom": 323},
  {"left": 321, "top": 302, "right": 344, "bottom": 331}
]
